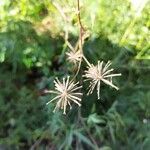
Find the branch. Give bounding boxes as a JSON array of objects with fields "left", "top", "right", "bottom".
[{"left": 77, "top": 0, "right": 85, "bottom": 52}]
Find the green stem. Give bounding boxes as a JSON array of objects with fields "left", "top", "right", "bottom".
[{"left": 120, "top": 17, "right": 137, "bottom": 46}]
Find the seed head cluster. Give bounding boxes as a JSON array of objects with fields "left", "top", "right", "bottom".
[
  {"left": 46, "top": 2, "right": 121, "bottom": 114},
  {"left": 47, "top": 60, "right": 121, "bottom": 114}
]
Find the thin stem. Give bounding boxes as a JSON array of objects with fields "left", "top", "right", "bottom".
[
  {"left": 83, "top": 55, "right": 91, "bottom": 67},
  {"left": 77, "top": 0, "right": 85, "bottom": 53},
  {"left": 77, "top": 0, "right": 85, "bottom": 31},
  {"left": 71, "top": 58, "right": 82, "bottom": 82},
  {"left": 53, "top": 2, "right": 69, "bottom": 22},
  {"left": 66, "top": 40, "right": 75, "bottom": 51},
  {"left": 77, "top": 0, "right": 91, "bottom": 67},
  {"left": 120, "top": 17, "right": 137, "bottom": 46}
]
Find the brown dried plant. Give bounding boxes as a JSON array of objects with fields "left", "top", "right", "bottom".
[
  {"left": 46, "top": 0, "right": 121, "bottom": 114},
  {"left": 83, "top": 61, "right": 121, "bottom": 99},
  {"left": 46, "top": 77, "right": 82, "bottom": 114}
]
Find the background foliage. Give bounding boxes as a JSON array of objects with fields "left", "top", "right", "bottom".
[{"left": 0, "top": 0, "right": 150, "bottom": 149}]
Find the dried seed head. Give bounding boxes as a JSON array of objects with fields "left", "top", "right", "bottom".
[
  {"left": 66, "top": 50, "right": 82, "bottom": 64},
  {"left": 46, "top": 76, "right": 82, "bottom": 114},
  {"left": 83, "top": 61, "right": 121, "bottom": 99}
]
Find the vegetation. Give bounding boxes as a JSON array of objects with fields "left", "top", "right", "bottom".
[{"left": 0, "top": 0, "right": 149, "bottom": 149}]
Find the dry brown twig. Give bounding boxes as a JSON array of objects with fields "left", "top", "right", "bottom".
[{"left": 52, "top": 0, "right": 90, "bottom": 80}]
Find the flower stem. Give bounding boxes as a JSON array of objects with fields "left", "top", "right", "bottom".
[{"left": 83, "top": 55, "right": 91, "bottom": 67}]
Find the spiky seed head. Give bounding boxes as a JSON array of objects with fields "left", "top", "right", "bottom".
[
  {"left": 46, "top": 76, "right": 82, "bottom": 114},
  {"left": 83, "top": 61, "right": 121, "bottom": 99},
  {"left": 66, "top": 50, "right": 82, "bottom": 64}
]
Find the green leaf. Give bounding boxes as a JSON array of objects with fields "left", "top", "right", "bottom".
[
  {"left": 74, "top": 131, "right": 95, "bottom": 149},
  {"left": 100, "top": 146, "right": 112, "bottom": 150},
  {"left": 88, "top": 113, "right": 106, "bottom": 125},
  {"left": 0, "top": 51, "right": 5, "bottom": 62}
]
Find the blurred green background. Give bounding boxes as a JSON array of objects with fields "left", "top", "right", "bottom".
[{"left": 0, "top": 0, "right": 150, "bottom": 149}]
